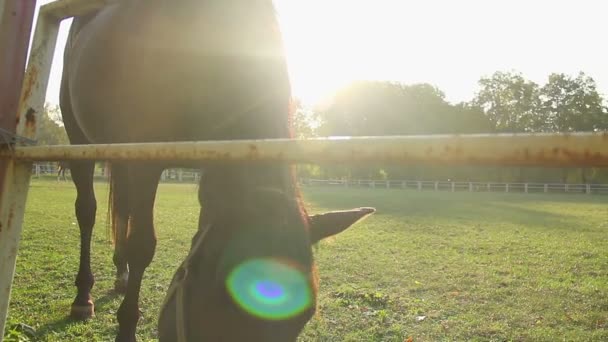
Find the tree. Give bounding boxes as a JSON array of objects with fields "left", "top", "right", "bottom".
[
  {"left": 473, "top": 71, "right": 543, "bottom": 132},
  {"left": 540, "top": 72, "right": 608, "bottom": 132},
  {"left": 37, "top": 104, "right": 69, "bottom": 145},
  {"left": 313, "top": 81, "right": 497, "bottom": 180},
  {"left": 291, "top": 99, "right": 320, "bottom": 138},
  {"left": 539, "top": 72, "right": 608, "bottom": 183},
  {"left": 444, "top": 103, "right": 494, "bottom": 134},
  {"left": 318, "top": 81, "right": 458, "bottom": 136}
]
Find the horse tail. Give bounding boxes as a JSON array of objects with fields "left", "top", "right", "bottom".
[
  {"left": 107, "top": 163, "right": 129, "bottom": 247},
  {"left": 106, "top": 163, "right": 117, "bottom": 245}
]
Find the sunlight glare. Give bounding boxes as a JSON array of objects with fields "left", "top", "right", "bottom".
[{"left": 37, "top": 0, "right": 608, "bottom": 107}]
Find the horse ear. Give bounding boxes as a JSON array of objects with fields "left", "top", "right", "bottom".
[{"left": 308, "top": 207, "right": 376, "bottom": 244}]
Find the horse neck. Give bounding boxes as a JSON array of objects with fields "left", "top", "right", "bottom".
[
  {"left": 200, "top": 164, "right": 296, "bottom": 205},
  {"left": 199, "top": 164, "right": 299, "bottom": 217}
]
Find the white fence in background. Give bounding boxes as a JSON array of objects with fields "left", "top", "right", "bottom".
[
  {"left": 300, "top": 178, "right": 608, "bottom": 195},
  {"left": 31, "top": 163, "right": 201, "bottom": 182},
  {"left": 32, "top": 163, "right": 608, "bottom": 194}
]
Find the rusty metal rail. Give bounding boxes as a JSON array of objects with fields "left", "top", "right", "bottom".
[
  {"left": 0, "top": 2, "right": 37, "bottom": 339},
  {"left": 1, "top": 133, "right": 608, "bottom": 166},
  {"left": 0, "top": 1, "right": 112, "bottom": 339},
  {"left": 40, "top": 0, "right": 117, "bottom": 20}
]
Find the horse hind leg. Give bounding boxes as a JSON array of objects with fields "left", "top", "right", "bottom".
[
  {"left": 116, "top": 164, "right": 162, "bottom": 342},
  {"left": 69, "top": 160, "right": 97, "bottom": 320},
  {"left": 110, "top": 163, "right": 130, "bottom": 294}
]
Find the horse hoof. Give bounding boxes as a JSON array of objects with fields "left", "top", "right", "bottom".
[{"left": 70, "top": 301, "right": 95, "bottom": 320}]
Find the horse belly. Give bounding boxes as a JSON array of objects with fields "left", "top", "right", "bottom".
[{"left": 67, "top": 3, "right": 290, "bottom": 144}]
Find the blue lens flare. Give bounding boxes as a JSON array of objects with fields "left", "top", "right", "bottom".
[
  {"left": 226, "top": 258, "right": 312, "bottom": 320},
  {"left": 255, "top": 280, "right": 284, "bottom": 300}
]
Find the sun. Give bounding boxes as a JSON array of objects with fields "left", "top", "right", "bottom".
[
  {"left": 273, "top": 1, "right": 387, "bottom": 107},
  {"left": 273, "top": 1, "right": 428, "bottom": 107}
]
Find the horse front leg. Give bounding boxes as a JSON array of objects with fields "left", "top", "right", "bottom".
[
  {"left": 115, "top": 165, "right": 162, "bottom": 342},
  {"left": 69, "top": 161, "right": 97, "bottom": 320}
]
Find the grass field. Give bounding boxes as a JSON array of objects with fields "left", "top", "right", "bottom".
[{"left": 4, "top": 179, "right": 608, "bottom": 341}]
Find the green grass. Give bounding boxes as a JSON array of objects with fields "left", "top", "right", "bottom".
[{"left": 4, "top": 180, "right": 608, "bottom": 341}]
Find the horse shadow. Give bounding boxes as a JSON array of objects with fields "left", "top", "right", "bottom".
[
  {"left": 33, "top": 290, "right": 123, "bottom": 338},
  {"left": 302, "top": 187, "right": 600, "bottom": 232}
]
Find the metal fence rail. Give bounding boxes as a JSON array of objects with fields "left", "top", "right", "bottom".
[
  {"left": 3, "top": 133, "right": 608, "bottom": 166},
  {"left": 301, "top": 179, "right": 608, "bottom": 195}
]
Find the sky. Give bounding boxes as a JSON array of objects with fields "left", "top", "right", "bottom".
[{"left": 36, "top": 0, "right": 608, "bottom": 107}]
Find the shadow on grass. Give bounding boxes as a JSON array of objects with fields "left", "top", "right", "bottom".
[
  {"left": 34, "top": 290, "right": 122, "bottom": 338},
  {"left": 302, "top": 188, "right": 602, "bottom": 231}
]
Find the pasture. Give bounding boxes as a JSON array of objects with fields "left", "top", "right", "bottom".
[{"left": 4, "top": 179, "right": 607, "bottom": 341}]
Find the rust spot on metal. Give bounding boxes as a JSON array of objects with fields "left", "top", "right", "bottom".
[
  {"left": 7, "top": 210, "right": 14, "bottom": 231},
  {"left": 561, "top": 148, "right": 575, "bottom": 159},
  {"left": 18, "top": 66, "right": 39, "bottom": 124},
  {"left": 25, "top": 107, "right": 36, "bottom": 128},
  {"left": 584, "top": 149, "right": 591, "bottom": 158},
  {"left": 523, "top": 148, "right": 530, "bottom": 159},
  {"left": 552, "top": 147, "right": 560, "bottom": 155},
  {"left": 248, "top": 144, "right": 259, "bottom": 159}
]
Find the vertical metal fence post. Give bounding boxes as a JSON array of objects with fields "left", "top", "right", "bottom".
[
  {"left": 0, "top": 1, "right": 37, "bottom": 339},
  {"left": 0, "top": 3, "right": 60, "bottom": 339}
]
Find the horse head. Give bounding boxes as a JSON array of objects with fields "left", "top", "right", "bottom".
[{"left": 158, "top": 165, "right": 374, "bottom": 341}]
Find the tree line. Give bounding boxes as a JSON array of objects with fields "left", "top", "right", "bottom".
[
  {"left": 38, "top": 71, "right": 608, "bottom": 184},
  {"left": 296, "top": 71, "right": 608, "bottom": 184}
]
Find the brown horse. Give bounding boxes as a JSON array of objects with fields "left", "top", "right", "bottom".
[{"left": 60, "top": 1, "right": 374, "bottom": 341}]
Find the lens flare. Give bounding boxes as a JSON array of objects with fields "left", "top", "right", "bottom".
[{"left": 226, "top": 258, "right": 312, "bottom": 320}]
